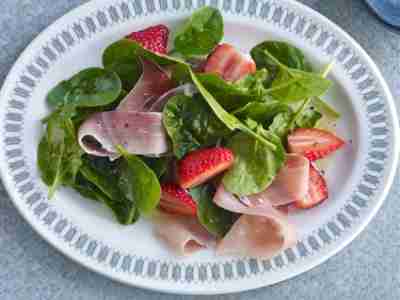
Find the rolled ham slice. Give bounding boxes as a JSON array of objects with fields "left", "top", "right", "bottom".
[
  {"left": 153, "top": 212, "right": 216, "bottom": 256},
  {"left": 78, "top": 58, "right": 173, "bottom": 158},
  {"left": 78, "top": 111, "right": 169, "bottom": 157}
]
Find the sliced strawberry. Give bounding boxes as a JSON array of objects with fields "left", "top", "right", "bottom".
[
  {"left": 178, "top": 147, "right": 235, "bottom": 189},
  {"left": 204, "top": 43, "right": 256, "bottom": 82},
  {"left": 159, "top": 183, "right": 197, "bottom": 216},
  {"left": 294, "top": 164, "right": 328, "bottom": 209},
  {"left": 288, "top": 128, "right": 345, "bottom": 161},
  {"left": 127, "top": 24, "right": 169, "bottom": 54}
]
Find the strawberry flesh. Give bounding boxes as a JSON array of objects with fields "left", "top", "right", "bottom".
[
  {"left": 288, "top": 128, "right": 345, "bottom": 161},
  {"left": 159, "top": 183, "right": 197, "bottom": 216},
  {"left": 295, "top": 164, "right": 328, "bottom": 209},
  {"left": 127, "top": 24, "right": 169, "bottom": 54},
  {"left": 178, "top": 147, "right": 235, "bottom": 189},
  {"left": 204, "top": 43, "right": 256, "bottom": 82}
]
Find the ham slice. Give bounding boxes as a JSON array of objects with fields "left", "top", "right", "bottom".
[
  {"left": 78, "top": 111, "right": 169, "bottom": 157},
  {"left": 78, "top": 59, "right": 173, "bottom": 158},
  {"left": 213, "top": 155, "right": 308, "bottom": 258},
  {"left": 246, "top": 154, "right": 310, "bottom": 207},
  {"left": 153, "top": 212, "right": 216, "bottom": 256},
  {"left": 214, "top": 184, "right": 296, "bottom": 258},
  {"left": 117, "top": 59, "right": 173, "bottom": 112}
]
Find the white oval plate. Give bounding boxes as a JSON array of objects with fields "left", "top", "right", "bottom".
[{"left": 0, "top": 0, "right": 398, "bottom": 295}]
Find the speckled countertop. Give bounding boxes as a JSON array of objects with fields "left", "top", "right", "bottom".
[{"left": 0, "top": 0, "right": 399, "bottom": 299}]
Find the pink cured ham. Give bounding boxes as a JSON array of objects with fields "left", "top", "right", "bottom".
[
  {"left": 78, "top": 111, "right": 169, "bottom": 157},
  {"left": 117, "top": 59, "right": 173, "bottom": 112},
  {"left": 204, "top": 43, "right": 256, "bottom": 82},
  {"left": 153, "top": 212, "right": 216, "bottom": 256},
  {"left": 246, "top": 154, "right": 310, "bottom": 207},
  {"left": 78, "top": 59, "right": 173, "bottom": 158},
  {"left": 214, "top": 185, "right": 296, "bottom": 258}
]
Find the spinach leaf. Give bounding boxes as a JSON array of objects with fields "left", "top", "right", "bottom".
[
  {"left": 117, "top": 146, "right": 161, "bottom": 216},
  {"left": 102, "top": 39, "right": 142, "bottom": 90},
  {"left": 268, "top": 112, "right": 292, "bottom": 140},
  {"left": 235, "top": 69, "right": 272, "bottom": 96},
  {"left": 79, "top": 157, "right": 140, "bottom": 224},
  {"left": 295, "top": 107, "right": 322, "bottom": 128},
  {"left": 190, "top": 184, "right": 237, "bottom": 238},
  {"left": 222, "top": 127, "right": 285, "bottom": 196},
  {"left": 233, "top": 101, "right": 292, "bottom": 125},
  {"left": 250, "top": 41, "right": 331, "bottom": 103},
  {"left": 196, "top": 72, "right": 272, "bottom": 111},
  {"left": 174, "top": 6, "right": 223, "bottom": 57},
  {"left": 269, "top": 68, "right": 331, "bottom": 103},
  {"left": 190, "top": 70, "right": 278, "bottom": 151},
  {"left": 73, "top": 173, "right": 107, "bottom": 202},
  {"left": 163, "top": 94, "right": 230, "bottom": 158},
  {"left": 312, "top": 97, "right": 341, "bottom": 119},
  {"left": 141, "top": 157, "right": 170, "bottom": 179},
  {"left": 37, "top": 113, "right": 83, "bottom": 198},
  {"left": 47, "top": 68, "right": 121, "bottom": 108},
  {"left": 250, "top": 41, "right": 312, "bottom": 76},
  {"left": 195, "top": 73, "right": 254, "bottom": 111}
]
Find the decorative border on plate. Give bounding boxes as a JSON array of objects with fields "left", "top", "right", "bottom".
[{"left": 1, "top": 0, "right": 394, "bottom": 284}]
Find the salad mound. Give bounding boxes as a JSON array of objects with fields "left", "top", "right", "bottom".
[{"left": 37, "top": 6, "right": 345, "bottom": 258}]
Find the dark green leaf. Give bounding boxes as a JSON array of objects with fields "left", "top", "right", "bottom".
[
  {"left": 250, "top": 41, "right": 312, "bottom": 75},
  {"left": 37, "top": 113, "right": 83, "bottom": 198},
  {"left": 190, "top": 184, "right": 237, "bottom": 238},
  {"left": 174, "top": 6, "right": 223, "bottom": 57},
  {"left": 196, "top": 73, "right": 272, "bottom": 111},
  {"left": 312, "top": 97, "right": 341, "bottom": 119},
  {"left": 233, "top": 101, "right": 292, "bottom": 125},
  {"left": 222, "top": 127, "right": 286, "bottom": 196},
  {"left": 190, "top": 70, "right": 278, "bottom": 151},
  {"left": 234, "top": 69, "right": 273, "bottom": 96},
  {"left": 79, "top": 156, "right": 140, "bottom": 225},
  {"left": 268, "top": 112, "right": 292, "bottom": 140},
  {"left": 102, "top": 39, "right": 142, "bottom": 90},
  {"left": 269, "top": 68, "right": 331, "bottom": 103},
  {"left": 295, "top": 108, "right": 322, "bottom": 128},
  {"left": 47, "top": 68, "right": 122, "bottom": 108},
  {"left": 141, "top": 157, "right": 170, "bottom": 179},
  {"left": 163, "top": 94, "right": 230, "bottom": 158},
  {"left": 117, "top": 146, "right": 161, "bottom": 216}
]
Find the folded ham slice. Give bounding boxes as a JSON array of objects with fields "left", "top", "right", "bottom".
[
  {"left": 214, "top": 184, "right": 296, "bottom": 258},
  {"left": 78, "top": 59, "right": 173, "bottom": 158},
  {"left": 78, "top": 111, "right": 169, "bottom": 157},
  {"left": 246, "top": 154, "right": 310, "bottom": 207},
  {"left": 212, "top": 154, "right": 309, "bottom": 258},
  {"left": 153, "top": 212, "right": 216, "bottom": 256},
  {"left": 117, "top": 59, "right": 173, "bottom": 112}
]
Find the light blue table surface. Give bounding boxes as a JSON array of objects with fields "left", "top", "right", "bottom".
[{"left": 1, "top": 0, "right": 399, "bottom": 299}]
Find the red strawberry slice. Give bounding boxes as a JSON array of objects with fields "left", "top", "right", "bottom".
[
  {"left": 159, "top": 183, "right": 197, "bottom": 216},
  {"left": 178, "top": 147, "right": 235, "bottom": 189},
  {"left": 204, "top": 43, "right": 256, "bottom": 82},
  {"left": 294, "top": 164, "right": 328, "bottom": 209},
  {"left": 288, "top": 128, "right": 345, "bottom": 161},
  {"left": 127, "top": 24, "right": 169, "bottom": 54}
]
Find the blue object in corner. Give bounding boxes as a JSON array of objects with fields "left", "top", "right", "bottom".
[{"left": 365, "top": 0, "right": 400, "bottom": 28}]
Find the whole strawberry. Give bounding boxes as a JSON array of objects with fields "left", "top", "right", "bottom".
[{"left": 127, "top": 24, "right": 169, "bottom": 54}]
